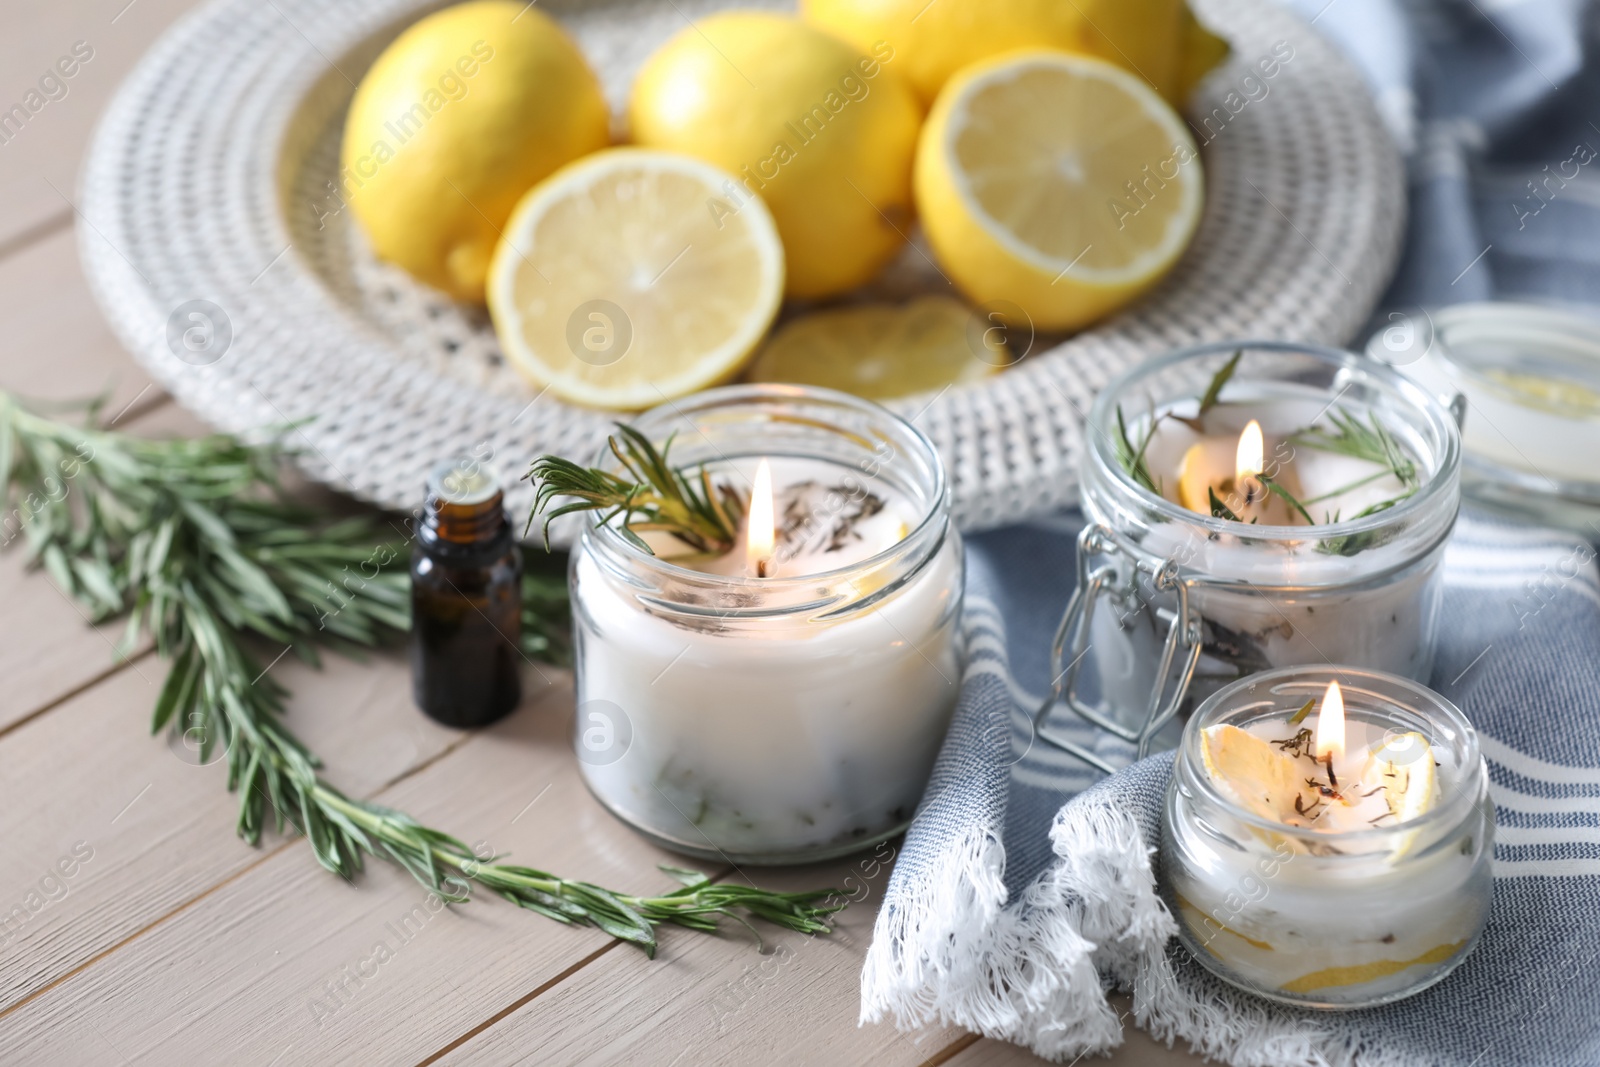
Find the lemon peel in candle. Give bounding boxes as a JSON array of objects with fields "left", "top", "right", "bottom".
[
  {"left": 1200, "top": 724, "right": 1314, "bottom": 826},
  {"left": 1365, "top": 730, "right": 1440, "bottom": 858},
  {"left": 1280, "top": 940, "right": 1465, "bottom": 995}
]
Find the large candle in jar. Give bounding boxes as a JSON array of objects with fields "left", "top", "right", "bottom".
[
  {"left": 557, "top": 386, "right": 963, "bottom": 864},
  {"left": 1161, "top": 666, "right": 1493, "bottom": 1009}
]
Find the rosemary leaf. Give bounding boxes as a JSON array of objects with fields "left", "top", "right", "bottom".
[
  {"left": 1258, "top": 474, "right": 1317, "bottom": 526},
  {"left": 1172, "top": 349, "right": 1243, "bottom": 433},
  {"left": 1208, "top": 487, "right": 1241, "bottom": 522}
]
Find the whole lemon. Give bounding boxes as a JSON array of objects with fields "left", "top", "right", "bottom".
[
  {"left": 340, "top": 1, "right": 610, "bottom": 302},
  {"left": 801, "top": 0, "right": 1226, "bottom": 107},
  {"left": 628, "top": 12, "right": 921, "bottom": 299}
]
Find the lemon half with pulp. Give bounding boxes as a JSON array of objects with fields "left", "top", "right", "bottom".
[
  {"left": 487, "top": 149, "right": 785, "bottom": 410},
  {"left": 915, "top": 50, "right": 1204, "bottom": 332}
]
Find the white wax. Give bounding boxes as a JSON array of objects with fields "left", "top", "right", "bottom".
[
  {"left": 574, "top": 456, "right": 962, "bottom": 858},
  {"left": 1142, "top": 399, "right": 1410, "bottom": 524}
]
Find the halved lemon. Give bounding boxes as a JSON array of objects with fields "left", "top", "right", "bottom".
[
  {"left": 915, "top": 50, "right": 1203, "bottom": 331},
  {"left": 747, "top": 295, "right": 1005, "bottom": 401},
  {"left": 487, "top": 148, "right": 785, "bottom": 409}
]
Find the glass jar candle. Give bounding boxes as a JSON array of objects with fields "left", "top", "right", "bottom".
[
  {"left": 1368, "top": 301, "right": 1600, "bottom": 532},
  {"left": 1161, "top": 665, "right": 1494, "bottom": 1009},
  {"left": 1039, "top": 340, "right": 1462, "bottom": 772},
  {"left": 568, "top": 384, "right": 963, "bottom": 864}
]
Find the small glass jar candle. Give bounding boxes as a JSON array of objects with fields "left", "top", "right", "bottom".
[
  {"left": 1039, "top": 341, "right": 1462, "bottom": 771},
  {"left": 568, "top": 385, "right": 963, "bottom": 864},
  {"left": 1161, "top": 665, "right": 1494, "bottom": 1009}
]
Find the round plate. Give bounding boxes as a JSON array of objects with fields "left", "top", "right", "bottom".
[{"left": 78, "top": 0, "right": 1404, "bottom": 542}]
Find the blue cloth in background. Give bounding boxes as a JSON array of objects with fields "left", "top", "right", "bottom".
[{"left": 1283, "top": 0, "right": 1600, "bottom": 310}]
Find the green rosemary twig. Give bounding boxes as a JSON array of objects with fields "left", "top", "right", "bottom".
[
  {"left": 1257, "top": 473, "right": 1316, "bottom": 526},
  {"left": 1291, "top": 409, "right": 1418, "bottom": 488},
  {"left": 527, "top": 424, "right": 744, "bottom": 556},
  {"left": 1208, "top": 486, "right": 1242, "bottom": 522},
  {"left": 1, "top": 391, "right": 840, "bottom": 957},
  {"left": 1172, "top": 348, "right": 1242, "bottom": 433},
  {"left": 1115, "top": 350, "right": 1243, "bottom": 494}
]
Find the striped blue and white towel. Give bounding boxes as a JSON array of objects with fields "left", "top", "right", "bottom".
[{"left": 860, "top": 514, "right": 1600, "bottom": 1065}]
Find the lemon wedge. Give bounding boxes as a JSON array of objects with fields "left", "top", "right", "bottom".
[
  {"left": 1200, "top": 724, "right": 1312, "bottom": 827},
  {"left": 487, "top": 148, "right": 785, "bottom": 410},
  {"left": 914, "top": 50, "right": 1203, "bottom": 331},
  {"left": 747, "top": 296, "right": 1004, "bottom": 401},
  {"left": 1281, "top": 941, "right": 1465, "bottom": 995},
  {"left": 1176, "top": 438, "right": 1305, "bottom": 523},
  {"left": 1367, "top": 730, "right": 1440, "bottom": 827}
]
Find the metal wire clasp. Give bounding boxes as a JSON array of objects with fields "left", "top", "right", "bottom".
[{"left": 1032, "top": 522, "right": 1203, "bottom": 775}]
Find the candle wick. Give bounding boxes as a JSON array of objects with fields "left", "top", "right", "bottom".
[
  {"left": 756, "top": 558, "right": 771, "bottom": 579},
  {"left": 1324, "top": 753, "right": 1338, "bottom": 789}
]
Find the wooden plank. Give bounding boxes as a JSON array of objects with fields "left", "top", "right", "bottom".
[
  {"left": 0, "top": 226, "right": 163, "bottom": 420},
  {"left": 0, "top": 224, "right": 181, "bottom": 729},
  {"left": 436, "top": 848, "right": 971, "bottom": 1067},
  {"left": 0, "top": 669, "right": 715, "bottom": 1067},
  {"left": 0, "top": 647, "right": 474, "bottom": 1019},
  {"left": 0, "top": 0, "right": 203, "bottom": 246},
  {"left": 941, "top": 1001, "right": 1207, "bottom": 1066}
]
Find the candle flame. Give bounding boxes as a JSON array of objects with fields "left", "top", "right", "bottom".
[
  {"left": 1315, "top": 680, "right": 1346, "bottom": 764},
  {"left": 746, "top": 459, "right": 776, "bottom": 578},
  {"left": 1236, "top": 419, "right": 1265, "bottom": 486}
]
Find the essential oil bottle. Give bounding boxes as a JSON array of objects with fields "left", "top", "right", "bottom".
[{"left": 410, "top": 457, "right": 522, "bottom": 727}]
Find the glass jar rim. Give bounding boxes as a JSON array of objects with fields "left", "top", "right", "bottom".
[
  {"left": 1177, "top": 664, "right": 1485, "bottom": 847},
  {"left": 1086, "top": 339, "right": 1463, "bottom": 543},
  {"left": 582, "top": 383, "right": 950, "bottom": 589}
]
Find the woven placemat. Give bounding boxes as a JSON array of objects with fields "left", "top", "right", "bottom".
[{"left": 76, "top": 0, "right": 1404, "bottom": 542}]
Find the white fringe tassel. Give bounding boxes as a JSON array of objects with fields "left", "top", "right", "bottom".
[{"left": 860, "top": 796, "right": 1420, "bottom": 1067}]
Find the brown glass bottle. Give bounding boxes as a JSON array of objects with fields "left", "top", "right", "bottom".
[{"left": 410, "top": 458, "right": 522, "bottom": 727}]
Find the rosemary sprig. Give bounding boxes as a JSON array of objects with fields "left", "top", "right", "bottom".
[
  {"left": 1257, "top": 473, "right": 1316, "bottom": 526},
  {"left": 1172, "top": 348, "right": 1242, "bottom": 433},
  {"left": 1208, "top": 486, "right": 1241, "bottom": 522},
  {"left": 527, "top": 424, "right": 744, "bottom": 556},
  {"left": 1291, "top": 409, "right": 1418, "bottom": 488},
  {"left": 1114, "top": 404, "right": 1162, "bottom": 495},
  {"left": 1114, "top": 350, "right": 1242, "bottom": 493},
  {"left": 1314, "top": 496, "right": 1413, "bottom": 557},
  {"left": 1, "top": 392, "right": 840, "bottom": 956}
]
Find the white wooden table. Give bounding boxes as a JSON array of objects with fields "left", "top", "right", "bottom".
[{"left": 0, "top": 3, "right": 1208, "bottom": 1062}]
